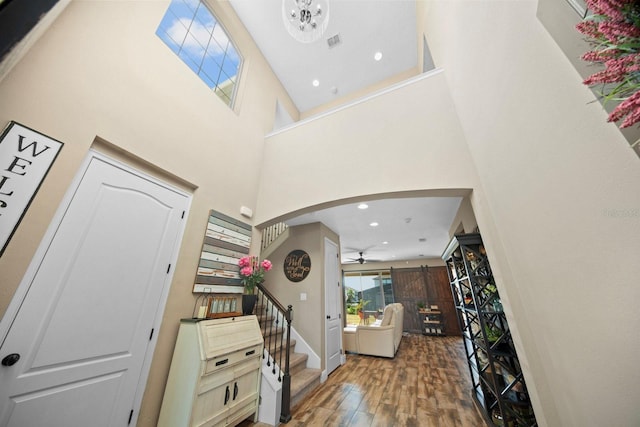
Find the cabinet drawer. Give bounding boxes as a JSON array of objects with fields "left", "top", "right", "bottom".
[
  {"left": 200, "top": 356, "right": 260, "bottom": 394},
  {"left": 204, "top": 344, "right": 261, "bottom": 375}
]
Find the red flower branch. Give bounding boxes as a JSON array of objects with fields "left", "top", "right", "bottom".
[{"left": 577, "top": 0, "right": 640, "bottom": 128}]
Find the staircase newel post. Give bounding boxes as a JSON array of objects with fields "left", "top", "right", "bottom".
[{"left": 280, "top": 304, "right": 293, "bottom": 423}]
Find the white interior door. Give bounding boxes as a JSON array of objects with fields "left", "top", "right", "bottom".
[
  {"left": 324, "top": 238, "right": 342, "bottom": 376},
  {"left": 0, "top": 152, "right": 190, "bottom": 427}
]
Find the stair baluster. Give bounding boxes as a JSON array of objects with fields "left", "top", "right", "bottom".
[
  {"left": 281, "top": 304, "right": 292, "bottom": 423},
  {"left": 260, "top": 222, "right": 289, "bottom": 251},
  {"left": 255, "top": 283, "right": 293, "bottom": 423}
]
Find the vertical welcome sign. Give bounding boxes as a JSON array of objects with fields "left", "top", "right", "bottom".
[{"left": 0, "top": 121, "right": 63, "bottom": 256}]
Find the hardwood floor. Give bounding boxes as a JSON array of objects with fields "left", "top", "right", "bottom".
[{"left": 240, "top": 333, "right": 486, "bottom": 427}]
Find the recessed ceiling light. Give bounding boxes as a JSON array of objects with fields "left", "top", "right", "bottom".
[
  {"left": 374, "top": 51, "right": 383, "bottom": 61},
  {"left": 369, "top": 222, "right": 379, "bottom": 227},
  {"left": 382, "top": 241, "right": 388, "bottom": 245},
  {"left": 312, "top": 79, "right": 320, "bottom": 87},
  {"left": 357, "top": 203, "right": 368, "bottom": 210},
  {"left": 418, "top": 237, "right": 427, "bottom": 242}
]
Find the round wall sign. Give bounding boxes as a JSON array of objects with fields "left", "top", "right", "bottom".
[{"left": 283, "top": 249, "right": 311, "bottom": 282}]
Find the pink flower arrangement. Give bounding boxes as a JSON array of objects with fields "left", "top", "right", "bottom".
[
  {"left": 238, "top": 255, "right": 272, "bottom": 293},
  {"left": 576, "top": 0, "right": 640, "bottom": 128}
]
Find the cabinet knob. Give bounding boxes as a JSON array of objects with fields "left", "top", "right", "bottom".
[{"left": 1, "top": 353, "right": 20, "bottom": 366}]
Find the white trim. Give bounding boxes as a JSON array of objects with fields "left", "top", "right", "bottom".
[
  {"left": 258, "top": 357, "right": 282, "bottom": 426},
  {"left": 565, "top": 0, "right": 588, "bottom": 18},
  {"left": 289, "top": 326, "right": 320, "bottom": 370},
  {"left": 266, "top": 68, "right": 444, "bottom": 138}
]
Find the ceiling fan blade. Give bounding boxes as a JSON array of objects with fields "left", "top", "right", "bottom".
[{"left": 344, "top": 245, "right": 376, "bottom": 254}]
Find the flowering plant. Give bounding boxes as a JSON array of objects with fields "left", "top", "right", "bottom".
[
  {"left": 238, "top": 256, "right": 273, "bottom": 294},
  {"left": 576, "top": 0, "right": 640, "bottom": 128}
]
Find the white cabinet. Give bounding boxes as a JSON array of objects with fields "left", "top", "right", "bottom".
[{"left": 158, "top": 316, "right": 264, "bottom": 427}]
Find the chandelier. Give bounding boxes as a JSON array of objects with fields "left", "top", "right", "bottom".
[{"left": 282, "top": 0, "right": 330, "bottom": 44}]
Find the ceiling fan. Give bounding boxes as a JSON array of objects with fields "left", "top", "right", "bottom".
[{"left": 345, "top": 251, "right": 380, "bottom": 264}]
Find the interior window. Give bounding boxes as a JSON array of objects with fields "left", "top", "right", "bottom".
[
  {"left": 344, "top": 270, "right": 394, "bottom": 326},
  {"left": 156, "top": 0, "right": 242, "bottom": 107}
]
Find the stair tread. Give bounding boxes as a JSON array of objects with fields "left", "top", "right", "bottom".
[
  {"left": 256, "top": 315, "right": 320, "bottom": 411},
  {"left": 264, "top": 338, "right": 296, "bottom": 353},
  {"left": 269, "top": 346, "right": 304, "bottom": 360},
  {"left": 261, "top": 326, "right": 284, "bottom": 337},
  {"left": 290, "top": 368, "right": 322, "bottom": 395},
  {"left": 266, "top": 350, "right": 307, "bottom": 370},
  {"left": 289, "top": 351, "right": 307, "bottom": 366}
]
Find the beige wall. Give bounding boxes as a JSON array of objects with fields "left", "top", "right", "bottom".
[
  {"left": 262, "top": 223, "right": 340, "bottom": 366},
  {"left": 255, "top": 72, "right": 480, "bottom": 226},
  {"left": 0, "top": 1, "right": 296, "bottom": 426},
  {"left": 448, "top": 196, "right": 477, "bottom": 236},
  {"left": 418, "top": 1, "right": 640, "bottom": 426}
]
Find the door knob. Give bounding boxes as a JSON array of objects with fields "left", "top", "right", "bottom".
[
  {"left": 1, "top": 353, "right": 20, "bottom": 366},
  {"left": 326, "top": 315, "right": 330, "bottom": 319}
]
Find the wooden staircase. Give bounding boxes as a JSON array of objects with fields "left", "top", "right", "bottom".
[{"left": 256, "top": 306, "right": 322, "bottom": 415}]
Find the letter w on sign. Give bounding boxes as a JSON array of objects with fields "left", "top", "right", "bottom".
[{"left": 0, "top": 121, "right": 64, "bottom": 256}]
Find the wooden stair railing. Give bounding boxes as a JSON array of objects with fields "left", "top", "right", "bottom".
[
  {"left": 255, "top": 282, "right": 293, "bottom": 423},
  {"left": 261, "top": 223, "right": 289, "bottom": 251}
]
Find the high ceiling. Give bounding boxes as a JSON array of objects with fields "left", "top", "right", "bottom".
[
  {"left": 227, "top": 0, "right": 463, "bottom": 264},
  {"left": 228, "top": 0, "right": 418, "bottom": 112}
]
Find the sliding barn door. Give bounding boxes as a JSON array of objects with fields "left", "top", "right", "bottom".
[
  {"left": 426, "top": 266, "right": 460, "bottom": 336},
  {"left": 391, "top": 266, "right": 460, "bottom": 336},
  {"left": 391, "top": 267, "right": 429, "bottom": 334}
]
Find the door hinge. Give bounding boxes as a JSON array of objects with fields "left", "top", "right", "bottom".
[
  {"left": 166, "top": 264, "right": 171, "bottom": 274},
  {"left": 128, "top": 409, "right": 134, "bottom": 425},
  {"left": 149, "top": 328, "right": 154, "bottom": 340},
  {"left": 338, "top": 313, "right": 341, "bottom": 319},
  {"left": 259, "top": 395, "right": 262, "bottom": 405}
]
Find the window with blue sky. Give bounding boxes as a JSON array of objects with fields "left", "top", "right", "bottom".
[{"left": 156, "top": 0, "right": 242, "bottom": 106}]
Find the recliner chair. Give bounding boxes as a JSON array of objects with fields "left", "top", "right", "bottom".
[{"left": 343, "top": 303, "right": 404, "bottom": 358}]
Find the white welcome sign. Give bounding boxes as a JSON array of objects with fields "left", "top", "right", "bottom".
[{"left": 0, "top": 121, "right": 63, "bottom": 256}]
